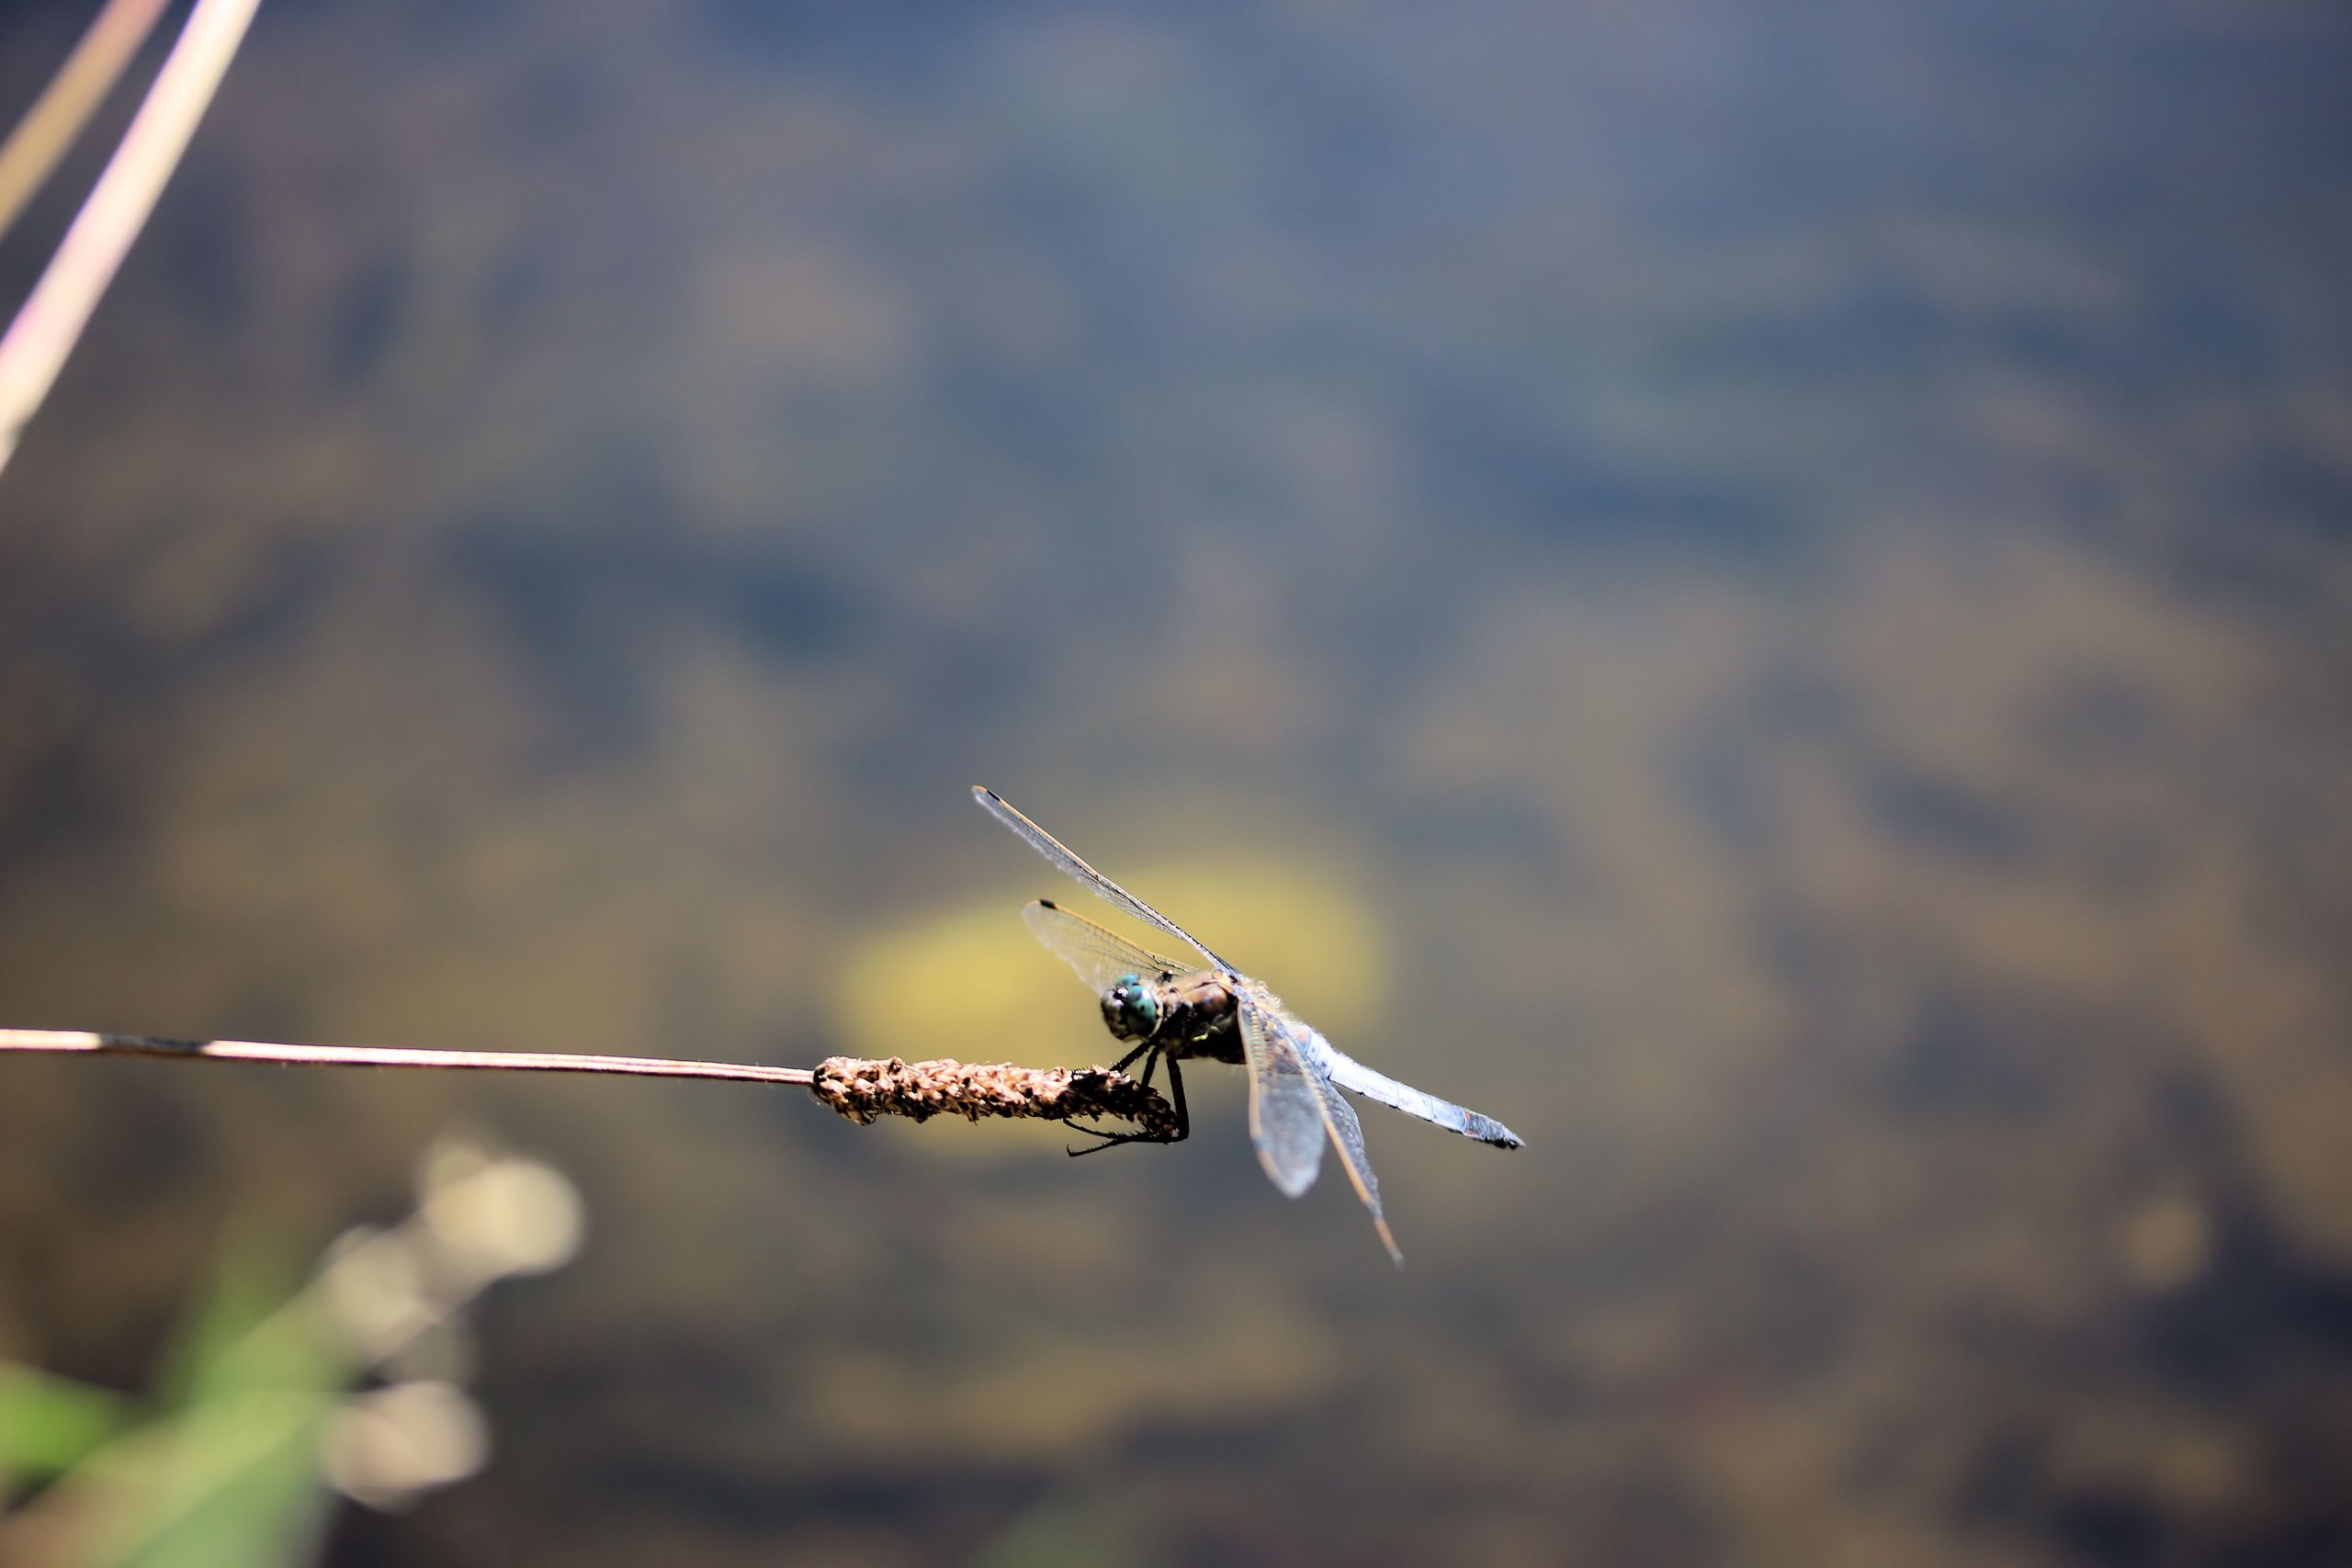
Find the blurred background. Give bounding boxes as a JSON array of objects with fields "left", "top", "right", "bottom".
[{"left": 3, "top": 0, "right": 2350, "bottom": 1562}]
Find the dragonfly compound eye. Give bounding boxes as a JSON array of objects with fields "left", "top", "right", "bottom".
[{"left": 1102, "top": 975, "right": 1159, "bottom": 1040}]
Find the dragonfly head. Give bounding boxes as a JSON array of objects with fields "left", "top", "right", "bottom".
[{"left": 1102, "top": 973, "right": 1161, "bottom": 1041}]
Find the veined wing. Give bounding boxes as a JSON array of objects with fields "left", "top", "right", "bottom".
[
  {"left": 1310, "top": 1066, "right": 1402, "bottom": 1266},
  {"left": 1274, "top": 1002, "right": 1405, "bottom": 1265},
  {"left": 1318, "top": 1049, "right": 1524, "bottom": 1149},
  {"left": 974, "top": 787, "right": 1233, "bottom": 974},
  {"left": 1240, "top": 989, "right": 1405, "bottom": 1265},
  {"left": 1235, "top": 991, "right": 1328, "bottom": 1200},
  {"left": 1023, "top": 898, "right": 1193, "bottom": 993}
]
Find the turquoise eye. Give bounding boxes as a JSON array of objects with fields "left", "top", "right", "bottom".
[{"left": 1102, "top": 975, "right": 1159, "bottom": 1041}]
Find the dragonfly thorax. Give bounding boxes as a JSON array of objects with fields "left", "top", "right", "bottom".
[{"left": 1102, "top": 970, "right": 1243, "bottom": 1063}]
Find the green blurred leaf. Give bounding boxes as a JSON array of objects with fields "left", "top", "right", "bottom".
[
  {"left": 976, "top": 1493, "right": 1159, "bottom": 1568},
  {"left": 107, "top": 1391, "right": 338, "bottom": 1568},
  {"left": 0, "top": 1361, "right": 133, "bottom": 1483},
  {"left": 22, "top": 1232, "right": 355, "bottom": 1561},
  {"left": 153, "top": 1231, "right": 311, "bottom": 1415},
  {"left": 71, "top": 1235, "right": 353, "bottom": 1568}
]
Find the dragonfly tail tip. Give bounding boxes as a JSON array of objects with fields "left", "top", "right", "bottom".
[{"left": 1477, "top": 1118, "right": 1524, "bottom": 1150}]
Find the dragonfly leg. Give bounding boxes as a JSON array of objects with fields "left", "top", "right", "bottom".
[
  {"left": 1064, "top": 1124, "right": 1172, "bottom": 1156},
  {"left": 1066, "top": 1047, "right": 1182, "bottom": 1156},
  {"left": 1163, "top": 1055, "right": 1190, "bottom": 1142}
]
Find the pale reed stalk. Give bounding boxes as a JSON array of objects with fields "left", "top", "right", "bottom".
[
  {"left": 0, "top": 0, "right": 264, "bottom": 477},
  {"left": 0, "top": 0, "right": 176, "bottom": 243}
]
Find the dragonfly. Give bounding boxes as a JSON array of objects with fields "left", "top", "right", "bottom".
[{"left": 975, "top": 785, "right": 1522, "bottom": 1262}]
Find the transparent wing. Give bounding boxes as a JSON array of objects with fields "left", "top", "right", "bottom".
[
  {"left": 974, "top": 786, "right": 1232, "bottom": 973},
  {"left": 1022, "top": 898, "right": 1193, "bottom": 993},
  {"left": 1236, "top": 992, "right": 1329, "bottom": 1201},
  {"left": 1281, "top": 1011, "right": 1405, "bottom": 1265},
  {"left": 1309, "top": 1064, "right": 1402, "bottom": 1266},
  {"left": 1318, "top": 1047, "right": 1524, "bottom": 1149}
]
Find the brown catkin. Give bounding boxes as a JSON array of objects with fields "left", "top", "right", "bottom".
[{"left": 808, "top": 1056, "right": 1178, "bottom": 1141}]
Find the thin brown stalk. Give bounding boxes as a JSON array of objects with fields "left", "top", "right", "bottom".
[{"left": 0, "top": 1028, "right": 1179, "bottom": 1138}]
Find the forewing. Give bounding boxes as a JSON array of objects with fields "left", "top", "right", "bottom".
[
  {"left": 1237, "top": 993, "right": 1328, "bottom": 1200},
  {"left": 1022, "top": 899, "right": 1192, "bottom": 993},
  {"left": 974, "top": 786, "right": 1231, "bottom": 972}
]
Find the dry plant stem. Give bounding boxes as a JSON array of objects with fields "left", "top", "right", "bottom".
[
  {"left": 0, "top": 0, "right": 176, "bottom": 243},
  {"left": 0, "top": 0, "right": 263, "bottom": 477},
  {"left": 0, "top": 1030, "right": 1178, "bottom": 1136},
  {"left": 0, "top": 1028, "right": 815, "bottom": 1086}
]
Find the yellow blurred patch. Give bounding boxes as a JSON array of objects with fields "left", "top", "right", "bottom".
[{"left": 831, "top": 857, "right": 1387, "bottom": 1162}]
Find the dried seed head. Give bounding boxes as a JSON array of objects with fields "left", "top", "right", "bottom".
[{"left": 808, "top": 1056, "right": 1178, "bottom": 1142}]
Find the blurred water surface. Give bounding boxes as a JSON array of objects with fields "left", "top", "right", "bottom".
[{"left": 3, "top": 0, "right": 2351, "bottom": 1562}]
